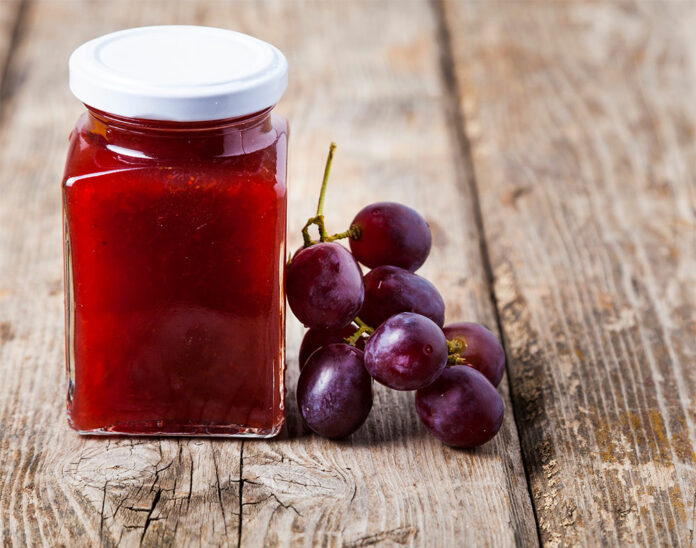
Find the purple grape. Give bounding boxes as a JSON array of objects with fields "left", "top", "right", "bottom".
[
  {"left": 359, "top": 265, "right": 445, "bottom": 328},
  {"left": 286, "top": 242, "right": 364, "bottom": 330},
  {"left": 364, "top": 312, "right": 447, "bottom": 391},
  {"left": 443, "top": 322, "right": 505, "bottom": 387},
  {"left": 298, "top": 324, "right": 364, "bottom": 370},
  {"left": 296, "top": 344, "right": 373, "bottom": 438},
  {"left": 349, "top": 202, "right": 431, "bottom": 272},
  {"left": 415, "top": 366, "right": 504, "bottom": 447},
  {"left": 289, "top": 246, "right": 304, "bottom": 262}
]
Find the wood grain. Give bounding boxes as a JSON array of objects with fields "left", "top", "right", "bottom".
[
  {"left": 443, "top": 1, "right": 696, "bottom": 546},
  {"left": 0, "top": 0, "right": 538, "bottom": 546}
]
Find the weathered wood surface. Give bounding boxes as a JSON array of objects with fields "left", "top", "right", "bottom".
[
  {"left": 0, "top": 1, "right": 538, "bottom": 546},
  {"left": 444, "top": 1, "right": 696, "bottom": 546}
]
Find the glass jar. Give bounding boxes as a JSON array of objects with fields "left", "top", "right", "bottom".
[{"left": 62, "top": 26, "right": 288, "bottom": 437}]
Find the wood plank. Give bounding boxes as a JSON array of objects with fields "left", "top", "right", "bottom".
[
  {"left": 0, "top": 1, "right": 538, "bottom": 546},
  {"left": 0, "top": 2, "right": 244, "bottom": 546},
  {"left": 230, "top": 1, "right": 538, "bottom": 546},
  {"left": 443, "top": 1, "right": 696, "bottom": 546}
]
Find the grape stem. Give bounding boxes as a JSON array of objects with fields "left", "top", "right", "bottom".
[
  {"left": 344, "top": 317, "right": 375, "bottom": 346},
  {"left": 447, "top": 339, "right": 465, "bottom": 354},
  {"left": 446, "top": 338, "right": 468, "bottom": 366},
  {"left": 299, "top": 142, "right": 361, "bottom": 248},
  {"left": 447, "top": 354, "right": 467, "bottom": 366},
  {"left": 354, "top": 317, "right": 374, "bottom": 333},
  {"left": 301, "top": 214, "right": 328, "bottom": 246},
  {"left": 325, "top": 225, "right": 361, "bottom": 242},
  {"left": 316, "top": 142, "right": 336, "bottom": 217}
]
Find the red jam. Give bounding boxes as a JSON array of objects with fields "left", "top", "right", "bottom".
[{"left": 62, "top": 108, "right": 287, "bottom": 436}]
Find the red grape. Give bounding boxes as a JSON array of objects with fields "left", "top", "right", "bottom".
[
  {"left": 298, "top": 324, "right": 364, "bottom": 370},
  {"left": 359, "top": 265, "right": 445, "bottom": 328},
  {"left": 349, "top": 202, "right": 431, "bottom": 272},
  {"left": 364, "top": 312, "right": 447, "bottom": 391},
  {"left": 286, "top": 242, "right": 364, "bottom": 330},
  {"left": 443, "top": 322, "right": 505, "bottom": 387},
  {"left": 296, "top": 344, "right": 373, "bottom": 438},
  {"left": 415, "top": 366, "right": 503, "bottom": 447}
]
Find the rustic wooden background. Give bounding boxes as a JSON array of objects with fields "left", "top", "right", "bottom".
[{"left": 0, "top": 0, "right": 694, "bottom": 546}]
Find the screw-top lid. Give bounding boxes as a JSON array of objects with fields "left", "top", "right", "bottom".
[{"left": 69, "top": 25, "right": 288, "bottom": 122}]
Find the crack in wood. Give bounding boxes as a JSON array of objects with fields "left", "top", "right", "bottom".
[
  {"left": 272, "top": 476, "right": 335, "bottom": 492},
  {"left": 236, "top": 442, "right": 244, "bottom": 548},
  {"left": 187, "top": 446, "right": 194, "bottom": 510},
  {"left": 211, "top": 446, "right": 229, "bottom": 537},
  {"left": 690, "top": 490, "right": 695, "bottom": 547},
  {"left": 139, "top": 489, "right": 162, "bottom": 547},
  {"left": 99, "top": 480, "right": 108, "bottom": 544},
  {"left": 242, "top": 492, "right": 302, "bottom": 516}
]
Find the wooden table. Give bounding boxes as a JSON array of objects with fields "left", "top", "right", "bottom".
[{"left": 0, "top": 1, "right": 694, "bottom": 546}]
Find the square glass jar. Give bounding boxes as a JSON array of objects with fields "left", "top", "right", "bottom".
[{"left": 63, "top": 26, "right": 288, "bottom": 436}]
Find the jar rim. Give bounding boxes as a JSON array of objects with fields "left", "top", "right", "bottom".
[{"left": 86, "top": 105, "right": 275, "bottom": 134}]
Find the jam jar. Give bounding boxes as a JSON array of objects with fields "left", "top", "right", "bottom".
[{"left": 62, "top": 26, "right": 288, "bottom": 436}]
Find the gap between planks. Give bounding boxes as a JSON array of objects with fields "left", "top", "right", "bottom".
[
  {"left": 234, "top": 0, "right": 541, "bottom": 542},
  {"left": 430, "top": 0, "right": 544, "bottom": 545},
  {"left": 234, "top": 1, "right": 541, "bottom": 541}
]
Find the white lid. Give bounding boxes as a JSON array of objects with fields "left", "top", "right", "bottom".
[{"left": 69, "top": 25, "right": 288, "bottom": 121}]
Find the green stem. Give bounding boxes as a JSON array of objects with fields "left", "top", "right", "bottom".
[
  {"left": 354, "top": 317, "right": 374, "bottom": 334},
  {"left": 344, "top": 317, "right": 375, "bottom": 347},
  {"left": 446, "top": 338, "right": 468, "bottom": 366},
  {"left": 299, "top": 143, "right": 338, "bottom": 247},
  {"left": 447, "top": 339, "right": 464, "bottom": 354},
  {"left": 316, "top": 142, "right": 336, "bottom": 217},
  {"left": 324, "top": 225, "right": 361, "bottom": 243},
  {"left": 447, "top": 354, "right": 467, "bottom": 366},
  {"left": 301, "top": 214, "right": 329, "bottom": 247},
  {"left": 344, "top": 328, "right": 365, "bottom": 346}
]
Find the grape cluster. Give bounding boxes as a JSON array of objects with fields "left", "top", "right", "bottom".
[{"left": 287, "top": 144, "right": 506, "bottom": 447}]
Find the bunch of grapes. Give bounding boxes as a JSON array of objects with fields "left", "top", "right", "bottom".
[{"left": 288, "top": 144, "right": 506, "bottom": 448}]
